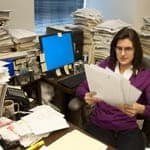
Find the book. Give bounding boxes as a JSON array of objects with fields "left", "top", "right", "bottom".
[{"left": 84, "top": 64, "right": 142, "bottom": 106}]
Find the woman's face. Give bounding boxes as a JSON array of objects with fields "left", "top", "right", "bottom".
[{"left": 116, "top": 38, "right": 134, "bottom": 69}]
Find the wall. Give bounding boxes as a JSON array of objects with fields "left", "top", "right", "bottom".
[
  {"left": 135, "top": 0, "right": 150, "bottom": 30},
  {"left": 0, "top": 0, "right": 149, "bottom": 31},
  {"left": 86, "top": 0, "right": 150, "bottom": 30},
  {"left": 0, "top": 0, "right": 34, "bottom": 31}
]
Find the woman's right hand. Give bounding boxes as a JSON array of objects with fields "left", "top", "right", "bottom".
[{"left": 84, "top": 91, "right": 100, "bottom": 106}]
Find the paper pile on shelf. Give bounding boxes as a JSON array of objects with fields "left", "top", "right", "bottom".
[
  {"left": 140, "top": 16, "right": 150, "bottom": 56},
  {"left": 93, "top": 19, "right": 131, "bottom": 62},
  {"left": 0, "top": 10, "right": 11, "bottom": 21},
  {"left": 0, "top": 10, "right": 14, "bottom": 53},
  {"left": 72, "top": 8, "right": 103, "bottom": 63},
  {"left": 9, "top": 29, "right": 38, "bottom": 51}
]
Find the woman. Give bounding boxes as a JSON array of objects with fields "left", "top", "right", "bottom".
[{"left": 76, "top": 27, "right": 150, "bottom": 150}]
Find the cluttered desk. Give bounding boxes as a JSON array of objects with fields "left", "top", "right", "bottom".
[
  {"left": 0, "top": 62, "right": 110, "bottom": 150},
  {"left": 0, "top": 105, "right": 69, "bottom": 149},
  {"left": 0, "top": 105, "right": 113, "bottom": 150},
  {"left": 0, "top": 29, "right": 90, "bottom": 150}
]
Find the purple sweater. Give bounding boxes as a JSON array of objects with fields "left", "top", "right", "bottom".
[{"left": 76, "top": 58, "right": 150, "bottom": 131}]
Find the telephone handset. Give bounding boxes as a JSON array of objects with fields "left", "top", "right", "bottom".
[
  {"left": 5, "top": 86, "right": 30, "bottom": 111},
  {"left": 55, "top": 65, "right": 72, "bottom": 77},
  {"left": 55, "top": 68, "right": 62, "bottom": 77},
  {"left": 64, "top": 65, "right": 70, "bottom": 75}
]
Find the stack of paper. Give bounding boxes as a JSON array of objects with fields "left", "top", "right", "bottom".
[
  {"left": 140, "top": 16, "right": 150, "bottom": 56},
  {"left": 0, "top": 10, "right": 11, "bottom": 21},
  {"left": 22, "top": 105, "right": 69, "bottom": 135},
  {"left": 84, "top": 64, "right": 141, "bottom": 106},
  {"left": 72, "top": 8, "right": 103, "bottom": 63},
  {"left": 9, "top": 29, "right": 37, "bottom": 51},
  {"left": 0, "top": 10, "right": 14, "bottom": 53},
  {"left": 0, "top": 105, "right": 69, "bottom": 147},
  {"left": 9, "top": 29, "right": 36, "bottom": 43},
  {"left": 47, "top": 129, "right": 107, "bottom": 150},
  {"left": 93, "top": 19, "right": 131, "bottom": 62},
  {"left": 0, "top": 60, "right": 10, "bottom": 83}
]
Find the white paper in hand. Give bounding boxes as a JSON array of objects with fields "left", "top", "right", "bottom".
[{"left": 84, "top": 64, "right": 141, "bottom": 105}]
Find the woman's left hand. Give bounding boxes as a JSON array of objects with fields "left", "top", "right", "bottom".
[{"left": 122, "top": 103, "right": 145, "bottom": 117}]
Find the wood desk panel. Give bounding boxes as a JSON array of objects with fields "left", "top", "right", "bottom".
[{"left": 40, "top": 77, "right": 76, "bottom": 117}]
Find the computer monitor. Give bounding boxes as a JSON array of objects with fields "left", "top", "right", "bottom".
[{"left": 39, "top": 32, "right": 75, "bottom": 73}]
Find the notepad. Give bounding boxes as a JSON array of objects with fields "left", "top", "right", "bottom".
[
  {"left": 47, "top": 129, "right": 107, "bottom": 150},
  {"left": 84, "top": 64, "right": 141, "bottom": 106}
]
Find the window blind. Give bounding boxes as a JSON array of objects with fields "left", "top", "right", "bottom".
[{"left": 34, "top": 0, "right": 84, "bottom": 34}]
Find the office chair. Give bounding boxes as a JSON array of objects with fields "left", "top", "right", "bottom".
[
  {"left": 141, "top": 55, "right": 150, "bottom": 147},
  {"left": 68, "top": 55, "right": 150, "bottom": 147}
]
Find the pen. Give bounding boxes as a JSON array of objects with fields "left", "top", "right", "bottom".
[{"left": 26, "top": 140, "right": 45, "bottom": 150}]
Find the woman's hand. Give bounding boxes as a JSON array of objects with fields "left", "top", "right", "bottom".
[
  {"left": 117, "top": 103, "right": 145, "bottom": 117},
  {"left": 84, "top": 91, "right": 100, "bottom": 106}
]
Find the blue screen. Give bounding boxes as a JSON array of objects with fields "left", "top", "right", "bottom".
[{"left": 39, "top": 32, "right": 75, "bottom": 71}]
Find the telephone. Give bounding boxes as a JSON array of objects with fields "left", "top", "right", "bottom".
[
  {"left": 55, "top": 68, "right": 62, "bottom": 77},
  {"left": 64, "top": 65, "right": 70, "bottom": 75},
  {"left": 5, "top": 86, "right": 30, "bottom": 111}
]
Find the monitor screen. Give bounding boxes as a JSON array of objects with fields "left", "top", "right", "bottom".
[{"left": 39, "top": 32, "right": 75, "bottom": 72}]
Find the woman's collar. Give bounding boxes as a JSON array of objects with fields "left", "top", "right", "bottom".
[{"left": 115, "top": 63, "right": 133, "bottom": 80}]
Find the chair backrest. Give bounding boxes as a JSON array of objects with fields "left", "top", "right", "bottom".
[
  {"left": 142, "top": 56, "right": 150, "bottom": 68},
  {"left": 142, "top": 56, "right": 150, "bottom": 147}
]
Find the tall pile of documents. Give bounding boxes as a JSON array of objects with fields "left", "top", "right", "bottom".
[
  {"left": 6, "top": 29, "right": 41, "bottom": 80},
  {"left": 140, "top": 16, "right": 150, "bottom": 56},
  {"left": 72, "top": 8, "right": 103, "bottom": 63},
  {"left": 92, "top": 19, "right": 131, "bottom": 62},
  {"left": 0, "top": 10, "right": 14, "bottom": 53},
  {"left": 0, "top": 10, "right": 41, "bottom": 81},
  {"left": 9, "top": 29, "right": 38, "bottom": 51}
]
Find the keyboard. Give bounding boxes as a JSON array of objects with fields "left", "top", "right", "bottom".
[{"left": 58, "top": 72, "right": 86, "bottom": 89}]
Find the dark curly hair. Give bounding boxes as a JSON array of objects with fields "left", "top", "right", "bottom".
[{"left": 109, "top": 27, "right": 143, "bottom": 74}]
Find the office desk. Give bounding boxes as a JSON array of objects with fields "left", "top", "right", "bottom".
[
  {"left": 3, "top": 123, "right": 113, "bottom": 150},
  {"left": 40, "top": 76, "right": 76, "bottom": 119}
]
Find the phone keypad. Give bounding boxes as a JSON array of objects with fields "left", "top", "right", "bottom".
[{"left": 7, "top": 88, "right": 26, "bottom": 98}]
